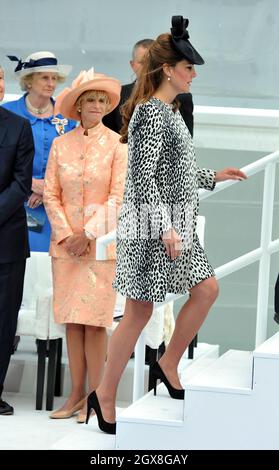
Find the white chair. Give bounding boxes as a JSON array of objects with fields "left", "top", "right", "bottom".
[{"left": 16, "top": 252, "right": 65, "bottom": 410}]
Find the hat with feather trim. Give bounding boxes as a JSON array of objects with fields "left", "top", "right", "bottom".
[{"left": 58, "top": 68, "right": 121, "bottom": 121}]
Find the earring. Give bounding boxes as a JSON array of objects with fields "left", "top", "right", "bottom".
[
  {"left": 78, "top": 108, "right": 81, "bottom": 112},
  {"left": 167, "top": 77, "right": 171, "bottom": 81}
]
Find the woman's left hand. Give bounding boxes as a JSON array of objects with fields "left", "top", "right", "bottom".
[
  {"left": 215, "top": 167, "right": 247, "bottom": 183},
  {"left": 65, "top": 233, "right": 90, "bottom": 257}
]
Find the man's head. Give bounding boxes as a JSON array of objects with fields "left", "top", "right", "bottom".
[
  {"left": 0, "top": 65, "right": 4, "bottom": 102},
  {"left": 130, "top": 39, "right": 154, "bottom": 79}
]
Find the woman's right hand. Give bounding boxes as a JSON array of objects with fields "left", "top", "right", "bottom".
[
  {"left": 162, "top": 228, "right": 183, "bottom": 260},
  {"left": 27, "top": 192, "right": 43, "bottom": 208}
]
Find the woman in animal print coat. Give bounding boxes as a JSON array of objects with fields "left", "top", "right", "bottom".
[{"left": 86, "top": 16, "right": 247, "bottom": 434}]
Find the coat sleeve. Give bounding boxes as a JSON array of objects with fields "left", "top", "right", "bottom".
[
  {"left": 197, "top": 168, "right": 216, "bottom": 190},
  {"left": 0, "top": 119, "right": 34, "bottom": 226},
  {"left": 43, "top": 140, "right": 73, "bottom": 243},
  {"left": 129, "top": 104, "right": 173, "bottom": 236},
  {"left": 84, "top": 141, "right": 128, "bottom": 238}
]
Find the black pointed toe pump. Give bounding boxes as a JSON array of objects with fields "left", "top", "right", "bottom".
[
  {"left": 150, "top": 362, "right": 185, "bottom": 400},
  {"left": 86, "top": 391, "right": 116, "bottom": 435}
]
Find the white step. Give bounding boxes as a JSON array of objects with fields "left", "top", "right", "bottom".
[
  {"left": 117, "top": 343, "right": 219, "bottom": 427},
  {"left": 254, "top": 331, "right": 279, "bottom": 358},
  {"left": 116, "top": 349, "right": 254, "bottom": 450},
  {"left": 186, "top": 349, "right": 253, "bottom": 394},
  {"left": 52, "top": 344, "right": 218, "bottom": 449},
  {"left": 114, "top": 336, "right": 279, "bottom": 450}
]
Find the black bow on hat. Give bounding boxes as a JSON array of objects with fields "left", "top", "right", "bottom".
[
  {"left": 7, "top": 56, "right": 36, "bottom": 72},
  {"left": 170, "top": 16, "right": 204, "bottom": 65},
  {"left": 7, "top": 55, "right": 58, "bottom": 73}
]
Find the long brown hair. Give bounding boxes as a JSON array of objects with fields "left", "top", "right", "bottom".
[{"left": 120, "top": 33, "right": 184, "bottom": 143}]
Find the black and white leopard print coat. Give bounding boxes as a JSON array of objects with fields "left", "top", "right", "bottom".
[{"left": 113, "top": 97, "right": 216, "bottom": 302}]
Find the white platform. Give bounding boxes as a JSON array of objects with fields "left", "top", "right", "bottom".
[
  {"left": 5, "top": 334, "right": 279, "bottom": 450},
  {"left": 1, "top": 342, "right": 218, "bottom": 450},
  {"left": 0, "top": 393, "right": 126, "bottom": 450},
  {"left": 115, "top": 333, "right": 279, "bottom": 450}
]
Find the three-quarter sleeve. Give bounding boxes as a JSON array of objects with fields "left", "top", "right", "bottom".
[
  {"left": 197, "top": 168, "right": 216, "bottom": 191},
  {"left": 43, "top": 140, "right": 73, "bottom": 243}
]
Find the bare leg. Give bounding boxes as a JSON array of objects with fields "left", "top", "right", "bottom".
[
  {"left": 159, "top": 277, "right": 219, "bottom": 389},
  {"left": 96, "top": 298, "right": 153, "bottom": 422},
  {"left": 85, "top": 325, "right": 107, "bottom": 390},
  {"left": 79, "top": 326, "right": 107, "bottom": 415},
  {"left": 57, "top": 323, "right": 87, "bottom": 411}
]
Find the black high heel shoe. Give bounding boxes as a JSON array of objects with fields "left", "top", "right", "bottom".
[
  {"left": 86, "top": 391, "right": 116, "bottom": 435},
  {"left": 150, "top": 362, "right": 185, "bottom": 400}
]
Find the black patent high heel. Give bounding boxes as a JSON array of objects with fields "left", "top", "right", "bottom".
[
  {"left": 150, "top": 362, "right": 185, "bottom": 400},
  {"left": 86, "top": 391, "right": 116, "bottom": 435}
]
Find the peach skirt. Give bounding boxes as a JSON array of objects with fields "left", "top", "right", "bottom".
[{"left": 52, "top": 257, "right": 116, "bottom": 327}]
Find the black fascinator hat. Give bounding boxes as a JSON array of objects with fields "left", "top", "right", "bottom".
[{"left": 170, "top": 16, "right": 204, "bottom": 65}]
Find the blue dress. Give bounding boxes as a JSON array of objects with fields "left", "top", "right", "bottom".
[{"left": 2, "top": 95, "right": 76, "bottom": 251}]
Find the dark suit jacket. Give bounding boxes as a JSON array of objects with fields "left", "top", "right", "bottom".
[
  {"left": 0, "top": 107, "right": 34, "bottom": 263},
  {"left": 103, "top": 82, "right": 194, "bottom": 137}
]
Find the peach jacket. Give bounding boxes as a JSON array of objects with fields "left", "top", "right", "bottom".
[{"left": 44, "top": 123, "right": 127, "bottom": 259}]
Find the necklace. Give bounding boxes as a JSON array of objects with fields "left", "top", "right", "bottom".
[{"left": 26, "top": 95, "right": 52, "bottom": 115}]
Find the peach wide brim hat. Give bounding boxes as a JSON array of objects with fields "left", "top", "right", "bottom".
[{"left": 59, "top": 68, "right": 121, "bottom": 121}]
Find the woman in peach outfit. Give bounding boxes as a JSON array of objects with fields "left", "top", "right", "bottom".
[{"left": 44, "top": 69, "right": 127, "bottom": 421}]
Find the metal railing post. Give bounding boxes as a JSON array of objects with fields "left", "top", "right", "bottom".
[{"left": 255, "top": 163, "right": 276, "bottom": 346}]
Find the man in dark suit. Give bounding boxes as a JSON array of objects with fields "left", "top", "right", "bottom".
[
  {"left": 0, "top": 65, "right": 34, "bottom": 415},
  {"left": 103, "top": 39, "right": 194, "bottom": 136}
]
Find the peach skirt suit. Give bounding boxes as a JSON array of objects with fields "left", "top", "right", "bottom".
[{"left": 44, "top": 123, "right": 127, "bottom": 327}]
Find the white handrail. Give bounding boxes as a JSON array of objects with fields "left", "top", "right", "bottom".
[
  {"left": 199, "top": 149, "right": 279, "bottom": 201},
  {"left": 269, "top": 239, "right": 279, "bottom": 255},
  {"left": 96, "top": 144, "right": 279, "bottom": 400},
  {"left": 96, "top": 151, "right": 279, "bottom": 320}
]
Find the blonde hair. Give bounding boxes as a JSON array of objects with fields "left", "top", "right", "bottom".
[
  {"left": 19, "top": 72, "right": 65, "bottom": 92},
  {"left": 76, "top": 90, "right": 111, "bottom": 112}
]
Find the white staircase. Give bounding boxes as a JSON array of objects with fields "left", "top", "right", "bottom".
[{"left": 116, "top": 332, "right": 279, "bottom": 450}]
